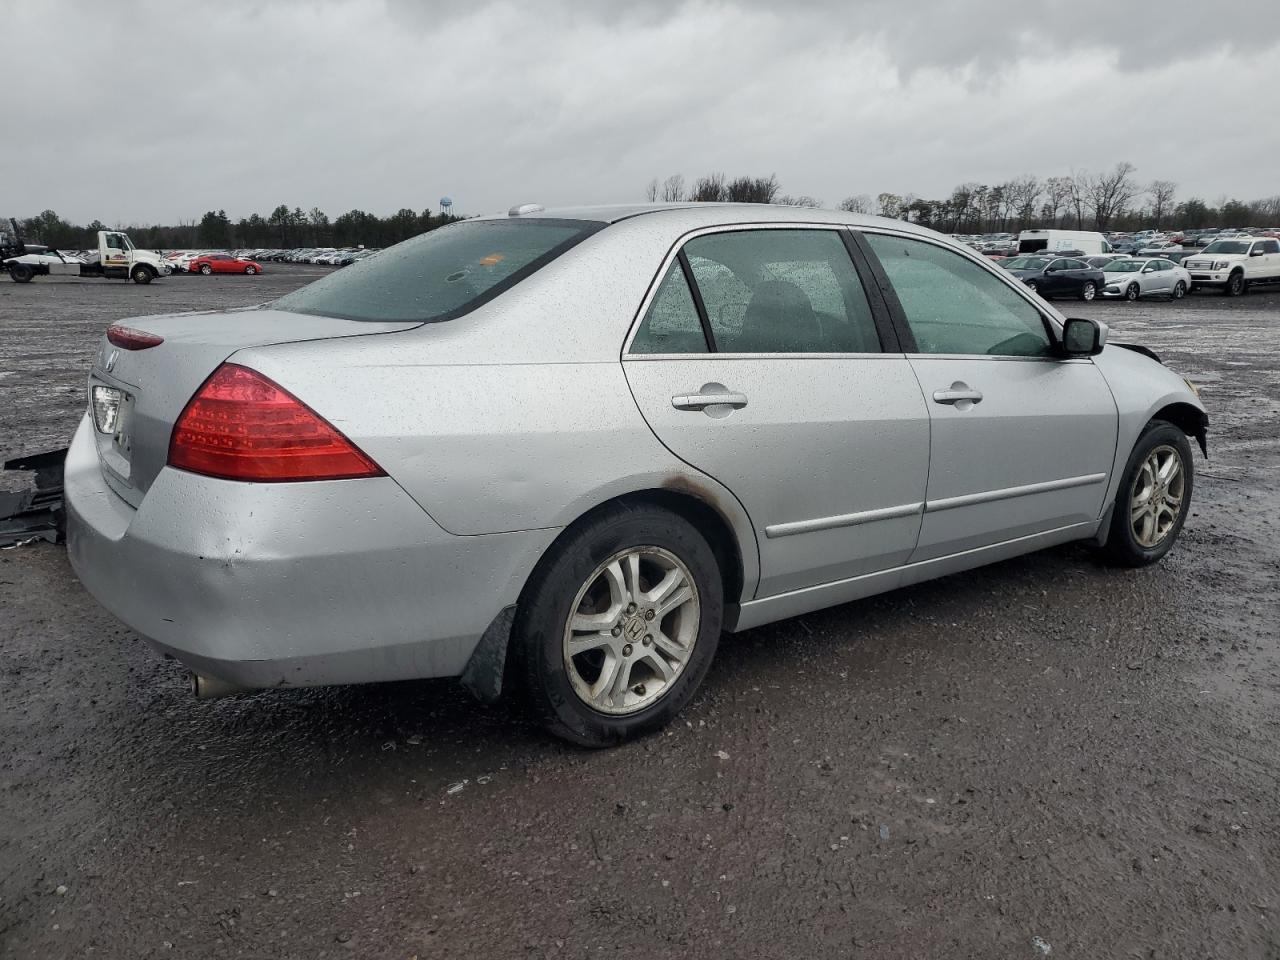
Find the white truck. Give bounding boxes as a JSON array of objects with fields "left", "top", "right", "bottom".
[
  {"left": 1181, "top": 236, "right": 1280, "bottom": 296},
  {"left": 3, "top": 220, "right": 171, "bottom": 284},
  {"left": 1017, "top": 229, "right": 1114, "bottom": 256}
]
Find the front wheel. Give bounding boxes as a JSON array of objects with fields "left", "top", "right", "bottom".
[
  {"left": 245, "top": 265, "right": 257, "bottom": 275},
  {"left": 131, "top": 265, "right": 153, "bottom": 284},
  {"left": 1025, "top": 280, "right": 1039, "bottom": 294},
  {"left": 199, "top": 264, "right": 213, "bottom": 275},
  {"left": 1101, "top": 421, "right": 1193, "bottom": 566},
  {"left": 1080, "top": 281, "right": 1097, "bottom": 301},
  {"left": 1225, "top": 271, "right": 1246, "bottom": 297},
  {"left": 1172, "top": 280, "right": 1186, "bottom": 299},
  {"left": 1125, "top": 282, "right": 1140, "bottom": 301},
  {"left": 513, "top": 503, "right": 723, "bottom": 747}
]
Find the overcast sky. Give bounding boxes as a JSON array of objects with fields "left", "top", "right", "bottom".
[{"left": 8, "top": 0, "right": 1280, "bottom": 225}]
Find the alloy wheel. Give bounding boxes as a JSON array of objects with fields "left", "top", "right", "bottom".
[
  {"left": 562, "top": 546, "right": 700, "bottom": 716},
  {"left": 1130, "top": 444, "right": 1185, "bottom": 548}
]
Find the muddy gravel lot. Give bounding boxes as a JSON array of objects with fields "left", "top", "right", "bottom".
[{"left": 1, "top": 267, "right": 1277, "bottom": 959}]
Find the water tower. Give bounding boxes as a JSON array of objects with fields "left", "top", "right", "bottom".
[{"left": 440, "top": 197, "right": 453, "bottom": 217}]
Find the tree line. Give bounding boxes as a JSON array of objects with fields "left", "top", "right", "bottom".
[
  {"left": 647, "top": 164, "right": 1280, "bottom": 234},
  {"left": 8, "top": 205, "right": 463, "bottom": 252}
]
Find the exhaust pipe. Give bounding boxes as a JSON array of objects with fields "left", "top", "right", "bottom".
[{"left": 190, "top": 672, "right": 250, "bottom": 699}]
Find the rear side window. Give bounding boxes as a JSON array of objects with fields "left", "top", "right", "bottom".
[
  {"left": 273, "top": 219, "right": 602, "bottom": 322},
  {"left": 630, "top": 263, "right": 708, "bottom": 354},
  {"left": 683, "top": 230, "right": 881, "bottom": 354},
  {"left": 867, "top": 233, "right": 1052, "bottom": 358}
]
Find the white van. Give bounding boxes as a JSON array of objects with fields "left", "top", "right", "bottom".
[{"left": 1017, "top": 229, "right": 1113, "bottom": 255}]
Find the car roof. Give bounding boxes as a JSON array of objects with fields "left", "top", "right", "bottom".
[{"left": 467, "top": 202, "right": 945, "bottom": 239}]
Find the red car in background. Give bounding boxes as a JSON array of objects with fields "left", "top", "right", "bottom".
[{"left": 189, "top": 253, "right": 264, "bottom": 275}]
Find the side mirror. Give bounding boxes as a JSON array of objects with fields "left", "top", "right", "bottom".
[
  {"left": 1062, "top": 317, "right": 1105, "bottom": 357},
  {"left": 1249, "top": 249, "right": 1263, "bottom": 257},
  {"left": 1143, "top": 265, "right": 1157, "bottom": 273}
]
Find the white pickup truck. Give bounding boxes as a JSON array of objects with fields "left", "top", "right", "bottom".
[
  {"left": 1182, "top": 236, "right": 1280, "bottom": 296},
  {"left": 3, "top": 225, "right": 171, "bottom": 284}
]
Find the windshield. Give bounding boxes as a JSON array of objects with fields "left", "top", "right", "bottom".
[
  {"left": 273, "top": 219, "right": 602, "bottom": 322},
  {"left": 1201, "top": 240, "right": 1250, "bottom": 255},
  {"left": 1001, "top": 257, "right": 1050, "bottom": 270},
  {"left": 1106, "top": 260, "right": 1143, "bottom": 273}
]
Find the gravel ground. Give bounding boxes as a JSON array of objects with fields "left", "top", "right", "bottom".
[{"left": 1, "top": 266, "right": 1278, "bottom": 959}]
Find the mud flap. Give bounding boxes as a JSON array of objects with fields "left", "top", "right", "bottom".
[{"left": 459, "top": 605, "right": 516, "bottom": 704}]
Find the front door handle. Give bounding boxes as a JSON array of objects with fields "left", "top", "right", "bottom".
[
  {"left": 932, "top": 382, "right": 983, "bottom": 406},
  {"left": 672, "top": 391, "right": 748, "bottom": 411}
]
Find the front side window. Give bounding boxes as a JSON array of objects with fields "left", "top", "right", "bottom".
[
  {"left": 866, "top": 233, "right": 1053, "bottom": 358},
  {"left": 682, "top": 230, "right": 881, "bottom": 354},
  {"left": 629, "top": 263, "right": 707, "bottom": 354},
  {"left": 273, "top": 218, "right": 602, "bottom": 323}
]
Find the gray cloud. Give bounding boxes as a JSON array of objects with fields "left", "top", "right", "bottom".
[{"left": 7, "top": 0, "right": 1280, "bottom": 225}]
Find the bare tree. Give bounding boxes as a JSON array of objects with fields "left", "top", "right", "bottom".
[
  {"left": 1067, "top": 169, "right": 1091, "bottom": 229},
  {"left": 1147, "top": 179, "right": 1177, "bottom": 229},
  {"left": 1088, "top": 162, "right": 1138, "bottom": 229},
  {"left": 1006, "top": 175, "right": 1041, "bottom": 227},
  {"left": 877, "top": 192, "right": 903, "bottom": 219},
  {"left": 776, "top": 195, "right": 821, "bottom": 208},
  {"left": 645, "top": 178, "right": 659, "bottom": 202},
  {"left": 661, "top": 174, "right": 686, "bottom": 202},
  {"left": 690, "top": 173, "right": 727, "bottom": 202},
  {"left": 839, "top": 194, "right": 872, "bottom": 213},
  {"left": 1040, "top": 176, "right": 1071, "bottom": 227},
  {"left": 726, "top": 174, "right": 780, "bottom": 204}
]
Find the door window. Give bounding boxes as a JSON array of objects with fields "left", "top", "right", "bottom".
[
  {"left": 866, "top": 233, "right": 1053, "bottom": 358},
  {"left": 629, "top": 263, "right": 708, "bottom": 354},
  {"left": 683, "top": 230, "right": 881, "bottom": 354},
  {"left": 1261, "top": 239, "right": 1280, "bottom": 254}
]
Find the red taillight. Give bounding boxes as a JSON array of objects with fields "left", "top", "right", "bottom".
[
  {"left": 168, "top": 363, "right": 385, "bottom": 482},
  {"left": 107, "top": 324, "right": 164, "bottom": 350}
]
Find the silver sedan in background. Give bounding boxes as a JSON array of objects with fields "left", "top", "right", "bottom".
[
  {"left": 66, "top": 204, "right": 1207, "bottom": 746},
  {"left": 1101, "top": 257, "right": 1193, "bottom": 300}
]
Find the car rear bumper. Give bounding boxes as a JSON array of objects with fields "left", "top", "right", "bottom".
[{"left": 64, "top": 414, "right": 557, "bottom": 690}]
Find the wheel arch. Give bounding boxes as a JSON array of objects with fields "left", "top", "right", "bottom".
[
  {"left": 1152, "top": 401, "right": 1208, "bottom": 457},
  {"left": 462, "top": 482, "right": 757, "bottom": 705}
]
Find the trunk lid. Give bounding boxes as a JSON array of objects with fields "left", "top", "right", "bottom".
[{"left": 88, "top": 307, "right": 418, "bottom": 507}]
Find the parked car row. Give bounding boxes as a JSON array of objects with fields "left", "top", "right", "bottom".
[
  {"left": 998, "top": 239, "right": 1280, "bottom": 300},
  {"left": 254, "top": 247, "right": 381, "bottom": 266}
]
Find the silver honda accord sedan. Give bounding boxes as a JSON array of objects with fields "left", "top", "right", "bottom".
[{"left": 66, "top": 203, "right": 1208, "bottom": 746}]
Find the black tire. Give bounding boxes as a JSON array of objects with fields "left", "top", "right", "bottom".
[
  {"left": 245, "top": 265, "right": 257, "bottom": 275},
  {"left": 1079, "top": 281, "right": 1097, "bottom": 301},
  {"left": 1172, "top": 280, "right": 1186, "bottom": 300},
  {"left": 131, "top": 265, "right": 154, "bottom": 285},
  {"left": 1125, "top": 282, "right": 1140, "bottom": 301},
  {"left": 9, "top": 263, "right": 34, "bottom": 283},
  {"left": 513, "top": 503, "right": 723, "bottom": 747},
  {"left": 1224, "top": 271, "right": 1246, "bottom": 296},
  {"left": 1101, "top": 421, "right": 1194, "bottom": 567},
  {"left": 1025, "top": 280, "right": 1039, "bottom": 294},
  {"left": 199, "top": 264, "right": 213, "bottom": 275}
]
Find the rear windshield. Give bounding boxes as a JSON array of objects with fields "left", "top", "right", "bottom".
[{"left": 272, "top": 218, "right": 602, "bottom": 322}]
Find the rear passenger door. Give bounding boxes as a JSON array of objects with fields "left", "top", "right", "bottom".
[
  {"left": 623, "top": 226, "right": 931, "bottom": 599},
  {"left": 860, "top": 231, "right": 1117, "bottom": 561}
]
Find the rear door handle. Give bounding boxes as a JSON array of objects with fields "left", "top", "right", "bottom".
[
  {"left": 672, "top": 391, "right": 748, "bottom": 411},
  {"left": 932, "top": 384, "right": 983, "bottom": 405}
]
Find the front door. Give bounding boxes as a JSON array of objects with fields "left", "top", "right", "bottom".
[
  {"left": 623, "top": 227, "right": 931, "bottom": 599},
  {"left": 101, "top": 232, "right": 130, "bottom": 278},
  {"left": 861, "top": 232, "right": 1118, "bottom": 562}
]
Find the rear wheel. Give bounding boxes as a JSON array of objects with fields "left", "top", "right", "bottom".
[
  {"left": 1080, "top": 281, "right": 1097, "bottom": 301},
  {"left": 1172, "top": 280, "right": 1186, "bottom": 299},
  {"left": 9, "top": 263, "right": 33, "bottom": 283},
  {"left": 1225, "top": 271, "right": 1246, "bottom": 296},
  {"left": 131, "top": 265, "right": 154, "bottom": 284},
  {"left": 1102, "top": 421, "right": 1193, "bottom": 566},
  {"left": 199, "top": 263, "right": 213, "bottom": 275},
  {"left": 513, "top": 503, "right": 723, "bottom": 747},
  {"left": 1125, "top": 282, "right": 1140, "bottom": 301}
]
